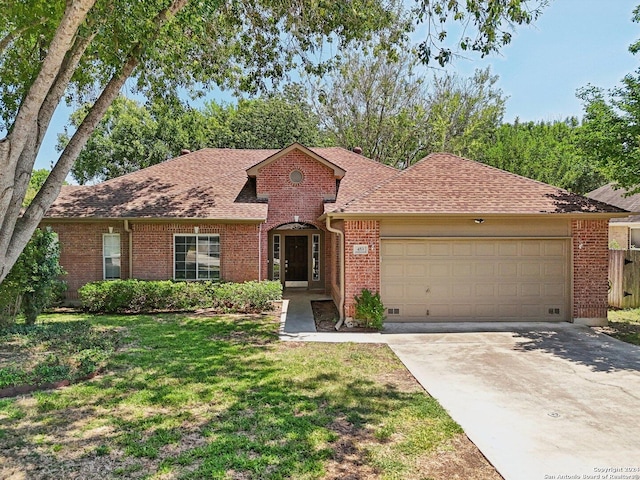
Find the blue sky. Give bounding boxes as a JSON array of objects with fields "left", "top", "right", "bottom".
[{"left": 35, "top": 0, "right": 640, "bottom": 171}]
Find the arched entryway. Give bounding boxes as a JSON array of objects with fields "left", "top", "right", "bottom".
[{"left": 269, "top": 222, "right": 323, "bottom": 289}]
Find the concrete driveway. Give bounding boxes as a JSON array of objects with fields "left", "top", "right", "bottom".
[{"left": 385, "top": 323, "right": 640, "bottom": 480}]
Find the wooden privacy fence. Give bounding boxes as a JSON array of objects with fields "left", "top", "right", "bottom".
[{"left": 609, "top": 249, "right": 640, "bottom": 308}]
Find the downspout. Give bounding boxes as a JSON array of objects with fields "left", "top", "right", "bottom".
[
  {"left": 325, "top": 215, "right": 345, "bottom": 329},
  {"left": 124, "top": 219, "right": 132, "bottom": 279},
  {"left": 258, "top": 222, "right": 263, "bottom": 281}
]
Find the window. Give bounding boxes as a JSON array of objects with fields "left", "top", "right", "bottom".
[
  {"left": 312, "top": 234, "right": 320, "bottom": 281},
  {"left": 273, "top": 234, "right": 281, "bottom": 281},
  {"left": 631, "top": 229, "right": 640, "bottom": 249},
  {"left": 103, "top": 234, "right": 121, "bottom": 280},
  {"left": 174, "top": 235, "right": 220, "bottom": 280}
]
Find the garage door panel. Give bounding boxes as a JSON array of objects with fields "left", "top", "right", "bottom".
[
  {"left": 406, "top": 242, "right": 429, "bottom": 256},
  {"left": 382, "top": 242, "right": 404, "bottom": 256},
  {"left": 406, "top": 264, "right": 427, "bottom": 276},
  {"left": 498, "top": 243, "right": 518, "bottom": 256},
  {"left": 429, "top": 263, "right": 451, "bottom": 277},
  {"left": 475, "top": 284, "right": 495, "bottom": 296},
  {"left": 429, "top": 243, "right": 452, "bottom": 256},
  {"left": 381, "top": 238, "right": 569, "bottom": 322},
  {"left": 474, "top": 263, "right": 495, "bottom": 276}
]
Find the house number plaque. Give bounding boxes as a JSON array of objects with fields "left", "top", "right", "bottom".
[{"left": 353, "top": 244, "right": 369, "bottom": 255}]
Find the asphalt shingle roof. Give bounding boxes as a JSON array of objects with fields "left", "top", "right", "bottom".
[
  {"left": 331, "top": 153, "right": 626, "bottom": 215},
  {"left": 45, "top": 149, "right": 623, "bottom": 220},
  {"left": 587, "top": 183, "right": 640, "bottom": 222}
]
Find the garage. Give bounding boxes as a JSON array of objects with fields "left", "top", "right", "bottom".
[{"left": 381, "top": 238, "right": 570, "bottom": 322}]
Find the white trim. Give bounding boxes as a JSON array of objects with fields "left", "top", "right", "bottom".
[{"left": 103, "top": 233, "right": 121, "bottom": 280}]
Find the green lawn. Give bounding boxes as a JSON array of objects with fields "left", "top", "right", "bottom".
[
  {"left": 0, "top": 312, "right": 484, "bottom": 479},
  {"left": 606, "top": 309, "right": 640, "bottom": 345}
]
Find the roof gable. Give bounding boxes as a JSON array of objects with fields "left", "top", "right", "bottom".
[
  {"left": 246, "top": 143, "right": 346, "bottom": 179},
  {"left": 331, "top": 153, "right": 627, "bottom": 216}
]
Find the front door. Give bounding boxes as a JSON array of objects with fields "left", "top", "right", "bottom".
[{"left": 285, "top": 236, "right": 308, "bottom": 285}]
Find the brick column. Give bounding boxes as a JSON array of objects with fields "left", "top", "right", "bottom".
[
  {"left": 343, "top": 220, "right": 380, "bottom": 318},
  {"left": 572, "top": 219, "right": 609, "bottom": 326}
]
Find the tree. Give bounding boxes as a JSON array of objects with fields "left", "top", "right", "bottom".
[
  {"left": 314, "top": 54, "right": 505, "bottom": 168},
  {"left": 423, "top": 67, "right": 506, "bottom": 159},
  {"left": 578, "top": 78, "right": 640, "bottom": 192},
  {"left": 65, "top": 87, "right": 330, "bottom": 184},
  {"left": 476, "top": 119, "right": 604, "bottom": 194},
  {"left": 575, "top": 5, "right": 640, "bottom": 192},
  {"left": 313, "top": 48, "right": 429, "bottom": 168},
  {"left": 0, "top": 228, "right": 64, "bottom": 325},
  {"left": 0, "top": 0, "right": 546, "bottom": 284}
]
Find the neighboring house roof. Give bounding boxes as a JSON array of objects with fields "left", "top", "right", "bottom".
[
  {"left": 329, "top": 152, "right": 627, "bottom": 216},
  {"left": 587, "top": 183, "right": 640, "bottom": 223},
  {"left": 45, "top": 147, "right": 625, "bottom": 220}
]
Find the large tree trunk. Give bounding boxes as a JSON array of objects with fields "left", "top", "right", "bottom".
[{"left": 0, "top": 0, "right": 189, "bottom": 284}]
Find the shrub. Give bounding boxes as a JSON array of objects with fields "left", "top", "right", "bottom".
[
  {"left": 354, "top": 288, "right": 386, "bottom": 330},
  {"left": 0, "top": 228, "right": 65, "bottom": 326},
  {"left": 78, "top": 279, "right": 282, "bottom": 314}
]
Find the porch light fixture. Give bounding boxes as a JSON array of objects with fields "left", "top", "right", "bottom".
[
  {"left": 108, "top": 226, "right": 113, "bottom": 233},
  {"left": 194, "top": 226, "right": 199, "bottom": 234},
  {"left": 474, "top": 219, "right": 484, "bottom": 224},
  {"left": 294, "top": 215, "right": 299, "bottom": 222}
]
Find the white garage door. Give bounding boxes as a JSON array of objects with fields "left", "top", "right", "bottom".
[{"left": 381, "top": 239, "right": 569, "bottom": 322}]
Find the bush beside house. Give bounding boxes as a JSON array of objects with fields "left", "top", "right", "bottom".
[{"left": 78, "top": 279, "right": 282, "bottom": 314}]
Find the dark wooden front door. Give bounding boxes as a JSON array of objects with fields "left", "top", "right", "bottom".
[{"left": 285, "top": 236, "right": 308, "bottom": 282}]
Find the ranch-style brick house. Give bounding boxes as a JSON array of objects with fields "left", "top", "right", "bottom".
[{"left": 43, "top": 143, "right": 627, "bottom": 326}]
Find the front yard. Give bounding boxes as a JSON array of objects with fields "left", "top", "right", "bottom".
[
  {"left": 603, "top": 309, "right": 640, "bottom": 345},
  {"left": 0, "top": 311, "right": 500, "bottom": 480}
]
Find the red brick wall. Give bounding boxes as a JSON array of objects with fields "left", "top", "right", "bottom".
[
  {"left": 256, "top": 151, "right": 336, "bottom": 289},
  {"left": 41, "top": 222, "right": 130, "bottom": 301},
  {"left": 572, "top": 219, "right": 609, "bottom": 321},
  {"left": 42, "top": 221, "right": 259, "bottom": 300},
  {"left": 130, "top": 223, "right": 259, "bottom": 282},
  {"left": 343, "top": 220, "right": 380, "bottom": 317}
]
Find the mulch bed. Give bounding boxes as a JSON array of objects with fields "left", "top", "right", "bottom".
[{"left": 311, "top": 300, "right": 378, "bottom": 333}]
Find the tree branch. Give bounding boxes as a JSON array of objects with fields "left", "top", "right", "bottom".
[
  {"left": 0, "top": 32, "right": 96, "bottom": 258},
  {"left": 4, "top": 0, "right": 96, "bottom": 169},
  {"left": 0, "top": 17, "right": 50, "bottom": 57},
  {"left": 10, "top": 0, "right": 190, "bottom": 265}
]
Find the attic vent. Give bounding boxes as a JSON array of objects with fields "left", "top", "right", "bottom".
[{"left": 289, "top": 170, "right": 303, "bottom": 185}]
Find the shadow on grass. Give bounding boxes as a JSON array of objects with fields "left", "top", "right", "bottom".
[
  {"left": 0, "top": 313, "right": 439, "bottom": 479},
  {"left": 512, "top": 327, "right": 640, "bottom": 373}
]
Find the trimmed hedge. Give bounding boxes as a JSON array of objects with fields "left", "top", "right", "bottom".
[{"left": 78, "top": 280, "right": 282, "bottom": 314}]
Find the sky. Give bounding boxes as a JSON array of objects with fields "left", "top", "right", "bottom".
[{"left": 34, "top": 0, "right": 640, "bottom": 171}]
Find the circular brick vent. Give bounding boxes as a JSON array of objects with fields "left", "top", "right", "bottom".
[{"left": 289, "top": 169, "right": 304, "bottom": 185}]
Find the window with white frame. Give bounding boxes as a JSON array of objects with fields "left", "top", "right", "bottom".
[
  {"left": 103, "top": 233, "right": 121, "bottom": 280},
  {"left": 631, "top": 228, "right": 640, "bottom": 249},
  {"left": 312, "top": 234, "right": 320, "bottom": 281},
  {"left": 174, "top": 235, "right": 220, "bottom": 280},
  {"left": 272, "top": 234, "right": 281, "bottom": 281}
]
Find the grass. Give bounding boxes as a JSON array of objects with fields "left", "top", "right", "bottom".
[
  {"left": 0, "top": 319, "right": 121, "bottom": 389},
  {"left": 606, "top": 309, "right": 640, "bottom": 345},
  {"left": 0, "top": 312, "right": 471, "bottom": 479}
]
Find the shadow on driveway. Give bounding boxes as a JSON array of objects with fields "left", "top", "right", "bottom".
[{"left": 512, "top": 326, "right": 640, "bottom": 373}]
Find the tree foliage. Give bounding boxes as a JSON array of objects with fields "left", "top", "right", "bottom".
[
  {"left": 476, "top": 119, "right": 604, "bottom": 194},
  {"left": 413, "top": 0, "right": 548, "bottom": 65},
  {"left": 64, "top": 87, "right": 329, "bottom": 184},
  {"left": 0, "top": 0, "right": 546, "bottom": 284},
  {"left": 577, "top": 77, "right": 640, "bottom": 192},
  {"left": 0, "top": 228, "right": 65, "bottom": 326},
  {"left": 314, "top": 50, "right": 505, "bottom": 168}
]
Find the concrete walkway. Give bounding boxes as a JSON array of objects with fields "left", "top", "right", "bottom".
[{"left": 279, "top": 293, "right": 640, "bottom": 480}]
